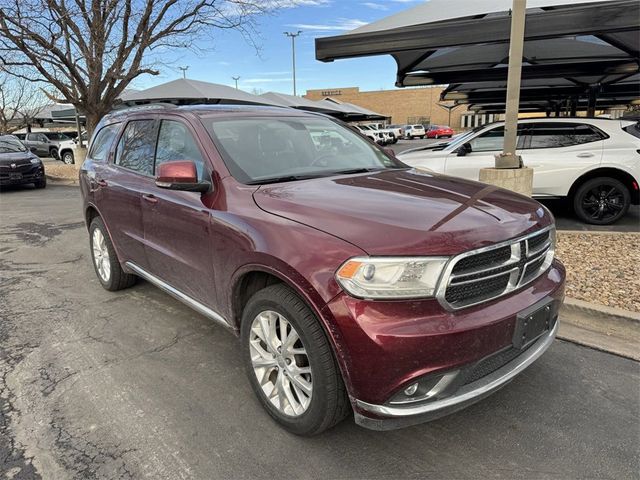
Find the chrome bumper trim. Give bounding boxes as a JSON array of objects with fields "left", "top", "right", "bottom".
[{"left": 355, "top": 320, "right": 558, "bottom": 419}]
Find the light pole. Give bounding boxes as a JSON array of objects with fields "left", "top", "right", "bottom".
[
  {"left": 283, "top": 31, "right": 302, "bottom": 96},
  {"left": 179, "top": 66, "right": 189, "bottom": 79},
  {"left": 232, "top": 76, "right": 240, "bottom": 89}
]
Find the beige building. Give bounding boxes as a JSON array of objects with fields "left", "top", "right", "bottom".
[{"left": 305, "top": 86, "right": 476, "bottom": 130}]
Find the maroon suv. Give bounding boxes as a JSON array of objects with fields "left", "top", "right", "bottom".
[{"left": 80, "top": 105, "right": 565, "bottom": 435}]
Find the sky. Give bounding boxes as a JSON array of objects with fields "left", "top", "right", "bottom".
[{"left": 133, "top": 0, "right": 426, "bottom": 95}]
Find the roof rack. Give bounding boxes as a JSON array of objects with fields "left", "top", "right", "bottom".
[{"left": 109, "top": 102, "right": 177, "bottom": 113}]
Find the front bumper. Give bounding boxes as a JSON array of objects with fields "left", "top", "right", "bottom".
[
  {"left": 321, "top": 260, "right": 565, "bottom": 430},
  {"left": 0, "top": 165, "right": 44, "bottom": 186},
  {"left": 354, "top": 319, "right": 557, "bottom": 430}
]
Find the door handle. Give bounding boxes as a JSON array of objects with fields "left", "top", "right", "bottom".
[
  {"left": 96, "top": 178, "right": 108, "bottom": 187},
  {"left": 577, "top": 152, "right": 595, "bottom": 158},
  {"left": 142, "top": 193, "right": 158, "bottom": 204}
]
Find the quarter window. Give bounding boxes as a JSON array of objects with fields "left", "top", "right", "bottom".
[
  {"left": 155, "top": 120, "right": 206, "bottom": 180},
  {"left": 115, "top": 120, "right": 156, "bottom": 176},
  {"left": 526, "top": 123, "right": 605, "bottom": 149},
  {"left": 88, "top": 124, "right": 120, "bottom": 163}
]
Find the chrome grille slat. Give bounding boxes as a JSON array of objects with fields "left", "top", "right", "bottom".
[{"left": 437, "top": 226, "right": 555, "bottom": 310}]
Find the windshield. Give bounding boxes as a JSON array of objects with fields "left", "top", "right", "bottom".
[
  {"left": 205, "top": 116, "right": 405, "bottom": 184},
  {"left": 0, "top": 137, "right": 27, "bottom": 153},
  {"left": 444, "top": 125, "right": 488, "bottom": 151}
]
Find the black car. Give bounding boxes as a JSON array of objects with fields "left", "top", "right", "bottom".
[{"left": 0, "top": 135, "right": 46, "bottom": 188}]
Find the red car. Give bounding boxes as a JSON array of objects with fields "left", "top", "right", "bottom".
[
  {"left": 427, "top": 125, "right": 454, "bottom": 139},
  {"left": 80, "top": 105, "right": 565, "bottom": 435}
]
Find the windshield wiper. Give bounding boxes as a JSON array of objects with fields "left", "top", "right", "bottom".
[{"left": 246, "top": 174, "right": 327, "bottom": 185}]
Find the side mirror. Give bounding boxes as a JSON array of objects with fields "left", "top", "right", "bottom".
[
  {"left": 155, "top": 160, "right": 210, "bottom": 193},
  {"left": 456, "top": 143, "right": 472, "bottom": 157}
]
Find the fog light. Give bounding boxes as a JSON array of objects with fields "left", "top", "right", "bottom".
[
  {"left": 404, "top": 383, "right": 418, "bottom": 396},
  {"left": 390, "top": 371, "right": 460, "bottom": 405}
]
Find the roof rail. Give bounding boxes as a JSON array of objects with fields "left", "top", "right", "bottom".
[{"left": 109, "top": 102, "right": 177, "bottom": 114}]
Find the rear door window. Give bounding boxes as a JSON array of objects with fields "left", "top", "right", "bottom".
[
  {"left": 155, "top": 120, "right": 206, "bottom": 180},
  {"left": 115, "top": 120, "right": 157, "bottom": 176},
  {"left": 88, "top": 124, "right": 120, "bottom": 163},
  {"left": 526, "top": 123, "right": 605, "bottom": 149}
]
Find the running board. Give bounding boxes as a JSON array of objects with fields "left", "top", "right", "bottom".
[{"left": 125, "top": 262, "right": 234, "bottom": 332}]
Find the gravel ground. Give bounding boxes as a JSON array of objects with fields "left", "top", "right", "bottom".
[
  {"left": 557, "top": 232, "right": 640, "bottom": 312},
  {"left": 45, "top": 163, "right": 78, "bottom": 181}
]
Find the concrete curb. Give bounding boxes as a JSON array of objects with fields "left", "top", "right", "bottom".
[
  {"left": 46, "top": 175, "right": 79, "bottom": 186},
  {"left": 558, "top": 297, "right": 639, "bottom": 361}
]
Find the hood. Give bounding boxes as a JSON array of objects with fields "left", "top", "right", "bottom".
[
  {"left": 0, "top": 152, "right": 35, "bottom": 164},
  {"left": 253, "top": 169, "right": 552, "bottom": 256},
  {"left": 398, "top": 143, "right": 450, "bottom": 157}
]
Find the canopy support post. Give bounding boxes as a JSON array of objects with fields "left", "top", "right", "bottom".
[{"left": 480, "top": 0, "right": 533, "bottom": 196}]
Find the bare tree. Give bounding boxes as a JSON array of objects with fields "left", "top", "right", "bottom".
[
  {"left": 0, "top": 72, "right": 47, "bottom": 133},
  {"left": 0, "top": 0, "right": 289, "bottom": 135}
]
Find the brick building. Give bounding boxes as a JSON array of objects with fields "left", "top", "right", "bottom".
[{"left": 304, "top": 86, "right": 481, "bottom": 130}]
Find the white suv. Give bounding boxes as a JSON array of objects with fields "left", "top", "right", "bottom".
[{"left": 398, "top": 118, "right": 640, "bottom": 225}]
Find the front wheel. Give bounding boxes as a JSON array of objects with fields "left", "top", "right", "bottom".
[
  {"left": 49, "top": 148, "right": 59, "bottom": 160},
  {"left": 61, "top": 151, "right": 74, "bottom": 165},
  {"left": 241, "top": 284, "right": 350, "bottom": 436},
  {"left": 34, "top": 177, "right": 46, "bottom": 189},
  {"left": 573, "top": 177, "right": 630, "bottom": 225}
]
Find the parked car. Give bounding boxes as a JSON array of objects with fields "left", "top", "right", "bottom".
[
  {"left": 58, "top": 133, "right": 88, "bottom": 164},
  {"left": 355, "top": 125, "right": 386, "bottom": 145},
  {"left": 426, "top": 125, "right": 454, "bottom": 139},
  {"left": 366, "top": 124, "right": 399, "bottom": 144},
  {"left": 399, "top": 118, "right": 640, "bottom": 225},
  {"left": 14, "top": 131, "right": 70, "bottom": 159},
  {"left": 404, "top": 124, "right": 426, "bottom": 139},
  {"left": 0, "top": 135, "right": 46, "bottom": 188},
  {"left": 387, "top": 124, "right": 404, "bottom": 139},
  {"left": 80, "top": 105, "right": 564, "bottom": 435}
]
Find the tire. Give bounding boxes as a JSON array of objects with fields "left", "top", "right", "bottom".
[
  {"left": 61, "top": 151, "right": 74, "bottom": 165},
  {"left": 89, "top": 217, "right": 136, "bottom": 291},
  {"left": 435, "top": 134, "right": 439, "bottom": 139},
  {"left": 49, "top": 148, "right": 59, "bottom": 160},
  {"left": 241, "top": 284, "right": 350, "bottom": 436},
  {"left": 34, "top": 177, "right": 46, "bottom": 189},
  {"left": 420, "top": 136, "right": 425, "bottom": 139},
  {"left": 573, "top": 177, "right": 630, "bottom": 225}
]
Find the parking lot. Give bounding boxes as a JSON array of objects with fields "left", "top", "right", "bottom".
[{"left": 1, "top": 184, "right": 638, "bottom": 479}]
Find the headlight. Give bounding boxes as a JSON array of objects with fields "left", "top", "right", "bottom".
[
  {"left": 30, "top": 158, "right": 41, "bottom": 164},
  {"left": 336, "top": 256, "right": 449, "bottom": 299}
]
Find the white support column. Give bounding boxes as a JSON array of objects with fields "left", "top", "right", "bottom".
[{"left": 480, "top": 0, "right": 534, "bottom": 196}]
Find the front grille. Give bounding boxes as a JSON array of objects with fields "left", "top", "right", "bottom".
[
  {"left": 438, "top": 228, "right": 554, "bottom": 310},
  {"left": 452, "top": 246, "right": 511, "bottom": 274},
  {"left": 445, "top": 272, "right": 510, "bottom": 304}
]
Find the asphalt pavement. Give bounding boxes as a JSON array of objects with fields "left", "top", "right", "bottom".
[{"left": 0, "top": 184, "right": 638, "bottom": 480}]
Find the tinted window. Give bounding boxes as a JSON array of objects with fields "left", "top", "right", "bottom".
[
  {"left": 26, "top": 133, "right": 39, "bottom": 141},
  {"left": 469, "top": 126, "right": 526, "bottom": 152},
  {"left": 88, "top": 124, "right": 120, "bottom": 163},
  {"left": 205, "top": 116, "right": 403, "bottom": 184},
  {"left": 623, "top": 122, "right": 640, "bottom": 139},
  {"left": 155, "top": 120, "right": 206, "bottom": 180},
  {"left": 527, "top": 123, "right": 604, "bottom": 149},
  {"left": 115, "top": 120, "right": 156, "bottom": 175}
]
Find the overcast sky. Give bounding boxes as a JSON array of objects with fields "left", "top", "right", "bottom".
[{"left": 133, "top": 0, "right": 424, "bottom": 95}]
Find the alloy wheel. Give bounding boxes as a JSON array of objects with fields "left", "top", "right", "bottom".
[
  {"left": 581, "top": 184, "right": 625, "bottom": 222},
  {"left": 92, "top": 228, "right": 111, "bottom": 282},
  {"left": 249, "top": 310, "right": 312, "bottom": 417}
]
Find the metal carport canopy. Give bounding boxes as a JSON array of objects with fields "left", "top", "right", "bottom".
[{"left": 315, "top": 0, "right": 639, "bottom": 101}]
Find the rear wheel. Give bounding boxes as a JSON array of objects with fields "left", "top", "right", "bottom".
[
  {"left": 573, "top": 177, "right": 630, "bottom": 225},
  {"left": 89, "top": 217, "right": 136, "bottom": 291},
  {"left": 241, "top": 284, "right": 350, "bottom": 436}
]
